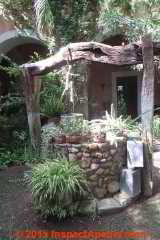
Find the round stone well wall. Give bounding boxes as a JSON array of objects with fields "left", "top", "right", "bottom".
[{"left": 54, "top": 137, "right": 127, "bottom": 199}]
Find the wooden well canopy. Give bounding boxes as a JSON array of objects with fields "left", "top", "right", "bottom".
[
  {"left": 22, "top": 36, "right": 159, "bottom": 198},
  {"left": 22, "top": 41, "right": 160, "bottom": 76}
]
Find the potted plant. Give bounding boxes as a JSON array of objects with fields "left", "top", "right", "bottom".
[{"left": 61, "top": 118, "right": 85, "bottom": 144}]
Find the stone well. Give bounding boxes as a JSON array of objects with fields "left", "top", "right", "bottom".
[{"left": 54, "top": 137, "right": 127, "bottom": 199}]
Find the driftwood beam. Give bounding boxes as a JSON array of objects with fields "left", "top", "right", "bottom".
[
  {"left": 22, "top": 41, "right": 160, "bottom": 76},
  {"left": 141, "top": 34, "right": 154, "bottom": 197}
]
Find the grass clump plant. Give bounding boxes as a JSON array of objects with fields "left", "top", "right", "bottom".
[
  {"left": 26, "top": 154, "right": 88, "bottom": 219},
  {"left": 105, "top": 111, "right": 135, "bottom": 137}
]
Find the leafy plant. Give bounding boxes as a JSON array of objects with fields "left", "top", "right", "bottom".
[
  {"left": 0, "top": 55, "right": 22, "bottom": 78},
  {"left": 41, "top": 72, "right": 64, "bottom": 99},
  {"left": 0, "top": 93, "right": 25, "bottom": 115},
  {"left": 25, "top": 154, "right": 88, "bottom": 219},
  {"left": 40, "top": 72, "right": 65, "bottom": 117},
  {"left": 98, "top": 1, "right": 160, "bottom": 42},
  {"left": 23, "top": 145, "right": 42, "bottom": 165},
  {"left": 105, "top": 113, "right": 135, "bottom": 136},
  {"left": 89, "top": 112, "right": 136, "bottom": 141},
  {"left": 41, "top": 96, "right": 64, "bottom": 117},
  {"left": 61, "top": 118, "right": 88, "bottom": 135},
  {"left": 41, "top": 123, "right": 63, "bottom": 155},
  {"left": 0, "top": 147, "right": 25, "bottom": 167}
]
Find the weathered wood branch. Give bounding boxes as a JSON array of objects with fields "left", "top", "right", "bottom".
[
  {"left": 141, "top": 34, "right": 154, "bottom": 197},
  {"left": 21, "top": 41, "right": 160, "bottom": 76},
  {"left": 23, "top": 68, "right": 41, "bottom": 150}
]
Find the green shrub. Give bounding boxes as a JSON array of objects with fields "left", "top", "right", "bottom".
[
  {"left": 40, "top": 72, "right": 65, "bottom": 117},
  {"left": 41, "top": 97, "right": 64, "bottom": 117},
  {"left": 105, "top": 112, "right": 135, "bottom": 135},
  {"left": 41, "top": 123, "right": 63, "bottom": 156},
  {"left": 61, "top": 118, "right": 89, "bottom": 135},
  {"left": 26, "top": 154, "right": 88, "bottom": 219},
  {"left": 0, "top": 93, "right": 25, "bottom": 115},
  {"left": 0, "top": 147, "right": 25, "bottom": 167},
  {"left": 23, "top": 145, "right": 42, "bottom": 165}
]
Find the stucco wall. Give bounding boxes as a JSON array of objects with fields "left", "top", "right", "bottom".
[
  {"left": 87, "top": 34, "right": 160, "bottom": 119},
  {"left": 88, "top": 60, "right": 160, "bottom": 119}
]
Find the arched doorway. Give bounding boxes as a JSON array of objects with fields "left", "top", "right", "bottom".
[{"left": 0, "top": 30, "right": 48, "bottom": 148}]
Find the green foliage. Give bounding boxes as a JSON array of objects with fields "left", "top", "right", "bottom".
[
  {"left": 105, "top": 113, "right": 135, "bottom": 135},
  {"left": 0, "top": 127, "right": 28, "bottom": 167},
  {"left": 0, "top": 64, "right": 21, "bottom": 79},
  {"left": 41, "top": 96, "right": 64, "bottom": 117},
  {"left": 41, "top": 123, "right": 62, "bottom": 155},
  {"left": 25, "top": 154, "right": 88, "bottom": 219},
  {"left": 98, "top": 0, "right": 160, "bottom": 41},
  {"left": 23, "top": 145, "right": 43, "bottom": 165},
  {"left": 35, "top": 0, "right": 99, "bottom": 45},
  {"left": 0, "top": 147, "right": 25, "bottom": 167},
  {"left": 153, "top": 115, "right": 160, "bottom": 138},
  {"left": 0, "top": 93, "right": 25, "bottom": 115},
  {"left": 0, "top": 0, "right": 34, "bottom": 30},
  {"left": 61, "top": 118, "right": 89, "bottom": 135},
  {"left": 34, "top": 0, "right": 54, "bottom": 40},
  {"left": 40, "top": 72, "right": 65, "bottom": 117},
  {"left": 0, "top": 56, "right": 28, "bottom": 150},
  {"left": 41, "top": 72, "right": 64, "bottom": 97},
  {"left": 0, "top": 112, "right": 28, "bottom": 148}
]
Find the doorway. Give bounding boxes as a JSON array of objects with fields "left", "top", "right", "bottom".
[{"left": 116, "top": 76, "right": 138, "bottom": 118}]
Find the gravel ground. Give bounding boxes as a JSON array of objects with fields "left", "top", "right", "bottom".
[{"left": 0, "top": 165, "right": 160, "bottom": 240}]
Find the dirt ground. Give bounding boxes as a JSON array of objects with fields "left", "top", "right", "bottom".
[{"left": 0, "top": 164, "right": 160, "bottom": 240}]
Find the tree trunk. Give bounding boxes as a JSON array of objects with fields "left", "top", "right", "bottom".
[
  {"left": 23, "top": 68, "right": 41, "bottom": 150},
  {"left": 141, "top": 34, "right": 154, "bottom": 197}
]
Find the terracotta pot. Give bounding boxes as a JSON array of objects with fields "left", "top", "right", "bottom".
[
  {"left": 54, "top": 135, "right": 66, "bottom": 144},
  {"left": 92, "top": 133, "right": 106, "bottom": 143},
  {"left": 82, "top": 133, "right": 91, "bottom": 143},
  {"left": 65, "top": 134, "right": 82, "bottom": 144}
]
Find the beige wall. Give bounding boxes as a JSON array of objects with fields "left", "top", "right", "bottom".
[
  {"left": 88, "top": 61, "right": 160, "bottom": 119},
  {"left": 87, "top": 35, "right": 160, "bottom": 119}
]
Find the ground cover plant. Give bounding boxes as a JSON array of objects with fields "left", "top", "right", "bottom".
[{"left": 25, "top": 153, "right": 88, "bottom": 220}]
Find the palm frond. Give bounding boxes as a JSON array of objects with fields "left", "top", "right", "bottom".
[{"left": 34, "top": 0, "right": 54, "bottom": 39}]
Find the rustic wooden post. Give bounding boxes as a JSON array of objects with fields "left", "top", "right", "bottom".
[
  {"left": 23, "top": 68, "right": 41, "bottom": 150},
  {"left": 141, "top": 34, "right": 154, "bottom": 197}
]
